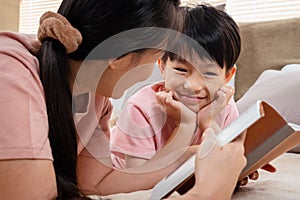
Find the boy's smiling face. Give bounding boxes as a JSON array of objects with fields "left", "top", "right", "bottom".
[{"left": 159, "top": 57, "right": 235, "bottom": 112}]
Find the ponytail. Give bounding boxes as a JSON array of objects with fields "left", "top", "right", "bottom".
[{"left": 38, "top": 39, "right": 89, "bottom": 199}]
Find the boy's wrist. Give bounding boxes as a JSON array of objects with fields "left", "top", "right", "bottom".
[
  {"left": 196, "top": 112, "right": 212, "bottom": 131},
  {"left": 173, "top": 114, "right": 198, "bottom": 139},
  {"left": 197, "top": 119, "right": 222, "bottom": 135},
  {"left": 198, "top": 121, "right": 210, "bottom": 132},
  {"left": 197, "top": 116, "right": 212, "bottom": 132}
]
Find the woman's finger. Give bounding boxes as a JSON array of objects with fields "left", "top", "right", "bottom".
[
  {"left": 231, "top": 130, "right": 247, "bottom": 145},
  {"left": 239, "top": 177, "right": 248, "bottom": 186},
  {"left": 248, "top": 171, "right": 259, "bottom": 180},
  {"left": 261, "top": 163, "right": 276, "bottom": 173}
]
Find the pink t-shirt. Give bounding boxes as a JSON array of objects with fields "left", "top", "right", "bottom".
[
  {"left": 0, "top": 32, "right": 112, "bottom": 161},
  {"left": 110, "top": 81, "right": 239, "bottom": 169},
  {"left": 74, "top": 93, "right": 113, "bottom": 160}
]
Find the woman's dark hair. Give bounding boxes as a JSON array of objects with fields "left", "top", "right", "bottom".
[
  {"left": 162, "top": 4, "right": 241, "bottom": 71},
  {"left": 37, "top": 0, "right": 183, "bottom": 199}
]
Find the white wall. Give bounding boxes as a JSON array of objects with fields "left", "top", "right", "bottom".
[{"left": 0, "top": 0, "right": 19, "bottom": 32}]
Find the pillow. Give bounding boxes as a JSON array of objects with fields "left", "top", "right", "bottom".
[
  {"left": 236, "top": 65, "right": 300, "bottom": 152},
  {"left": 282, "top": 63, "right": 300, "bottom": 71},
  {"left": 234, "top": 17, "right": 300, "bottom": 101}
]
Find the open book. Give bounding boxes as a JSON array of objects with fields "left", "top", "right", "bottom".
[{"left": 150, "top": 100, "right": 300, "bottom": 200}]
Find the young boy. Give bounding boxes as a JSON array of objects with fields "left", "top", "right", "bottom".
[{"left": 110, "top": 4, "right": 241, "bottom": 169}]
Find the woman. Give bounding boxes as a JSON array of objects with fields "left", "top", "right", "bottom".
[{"left": 0, "top": 0, "right": 246, "bottom": 199}]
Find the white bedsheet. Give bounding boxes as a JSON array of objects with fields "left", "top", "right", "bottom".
[{"left": 91, "top": 153, "right": 300, "bottom": 200}]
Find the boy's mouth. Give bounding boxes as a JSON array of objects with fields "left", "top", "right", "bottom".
[{"left": 173, "top": 92, "right": 208, "bottom": 105}]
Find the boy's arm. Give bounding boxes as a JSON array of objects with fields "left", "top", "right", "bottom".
[
  {"left": 110, "top": 103, "right": 159, "bottom": 169},
  {"left": 125, "top": 155, "right": 148, "bottom": 168},
  {"left": 149, "top": 91, "right": 197, "bottom": 161},
  {"left": 123, "top": 98, "right": 196, "bottom": 167},
  {"left": 222, "top": 98, "right": 239, "bottom": 127},
  {"left": 197, "top": 86, "right": 234, "bottom": 133}
]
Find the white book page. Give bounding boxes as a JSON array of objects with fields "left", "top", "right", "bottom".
[
  {"left": 150, "top": 154, "right": 196, "bottom": 200},
  {"left": 218, "top": 100, "right": 264, "bottom": 146},
  {"left": 288, "top": 123, "right": 300, "bottom": 131}
]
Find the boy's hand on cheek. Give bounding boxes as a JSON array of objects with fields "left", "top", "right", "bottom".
[
  {"left": 156, "top": 91, "right": 195, "bottom": 126},
  {"left": 197, "top": 86, "right": 234, "bottom": 131}
]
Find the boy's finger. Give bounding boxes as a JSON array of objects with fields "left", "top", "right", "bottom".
[
  {"left": 156, "top": 92, "right": 167, "bottom": 106},
  {"left": 165, "top": 92, "right": 173, "bottom": 104},
  {"left": 218, "top": 86, "right": 234, "bottom": 103}
]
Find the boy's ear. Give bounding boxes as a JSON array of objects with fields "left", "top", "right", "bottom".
[
  {"left": 225, "top": 65, "right": 237, "bottom": 83},
  {"left": 157, "top": 59, "right": 166, "bottom": 74}
]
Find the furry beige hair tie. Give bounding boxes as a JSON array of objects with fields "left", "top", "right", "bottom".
[{"left": 38, "top": 11, "right": 82, "bottom": 54}]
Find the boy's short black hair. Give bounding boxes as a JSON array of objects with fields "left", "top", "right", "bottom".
[{"left": 162, "top": 4, "right": 241, "bottom": 71}]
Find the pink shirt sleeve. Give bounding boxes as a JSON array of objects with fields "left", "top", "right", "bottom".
[
  {"left": 77, "top": 94, "right": 113, "bottom": 159},
  {"left": 0, "top": 33, "right": 52, "bottom": 160},
  {"left": 110, "top": 84, "right": 167, "bottom": 168},
  {"left": 110, "top": 103, "right": 158, "bottom": 159}
]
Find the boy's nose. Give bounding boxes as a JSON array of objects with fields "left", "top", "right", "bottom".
[{"left": 184, "top": 75, "right": 207, "bottom": 96}]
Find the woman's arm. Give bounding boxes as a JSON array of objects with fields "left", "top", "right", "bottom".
[
  {"left": 0, "top": 51, "right": 58, "bottom": 200},
  {"left": 77, "top": 145, "right": 197, "bottom": 196},
  {"left": 0, "top": 159, "right": 57, "bottom": 199}
]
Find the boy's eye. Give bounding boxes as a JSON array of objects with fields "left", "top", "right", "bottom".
[
  {"left": 174, "top": 68, "right": 188, "bottom": 73},
  {"left": 203, "top": 72, "right": 218, "bottom": 76}
]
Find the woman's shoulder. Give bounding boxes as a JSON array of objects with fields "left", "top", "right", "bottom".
[
  {"left": 0, "top": 31, "right": 45, "bottom": 109},
  {"left": 0, "top": 31, "right": 40, "bottom": 74},
  {"left": 0, "top": 32, "right": 40, "bottom": 53}
]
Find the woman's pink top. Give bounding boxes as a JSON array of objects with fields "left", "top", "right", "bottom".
[{"left": 0, "top": 32, "right": 112, "bottom": 161}]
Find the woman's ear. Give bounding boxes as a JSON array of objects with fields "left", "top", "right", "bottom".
[
  {"left": 225, "top": 65, "right": 237, "bottom": 83},
  {"left": 108, "top": 59, "right": 115, "bottom": 69},
  {"left": 108, "top": 54, "right": 135, "bottom": 70}
]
